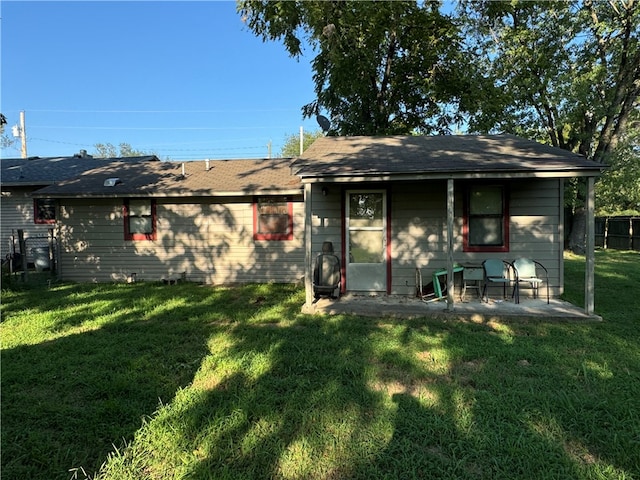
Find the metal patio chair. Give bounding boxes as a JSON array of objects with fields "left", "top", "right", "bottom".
[
  {"left": 482, "top": 259, "right": 514, "bottom": 303},
  {"left": 512, "top": 258, "right": 549, "bottom": 304}
]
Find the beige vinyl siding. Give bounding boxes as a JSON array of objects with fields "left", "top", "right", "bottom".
[
  {"left": 57, "top": 197, "right": 305, "bottom": 284},
  {"left": 508, "top": 178, "right": 563, "bottom": 297},
  {"left": 388, "top": 179, "right": 563, "bottom": 297},
  {"left": 1, "top": 187, "right": 56, "bottom": 260},
  {"left": 309, "top": 185, "right": 343, "bottom": 259},
  {"left": 390, "top": 181, "right": 449, "bottom": 296}
]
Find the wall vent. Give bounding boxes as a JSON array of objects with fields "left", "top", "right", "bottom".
[{"left": 104, "top": 177, "right": 121, "bottom": 187}]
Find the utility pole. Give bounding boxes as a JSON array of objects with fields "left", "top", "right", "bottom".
[
  {"left": 299, "top": 126, "right": 304, "bottom": 155},
  {"left": 19, "top": 111, "right": 27, "bottom": 158}
]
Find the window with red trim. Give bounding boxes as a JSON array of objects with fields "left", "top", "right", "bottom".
[
  {"left": 124, "top": 199, "right": 157, "bottom": 241},
  {"left": 253, "top": 196, "right": 293, "bottom": 241},
  {"left": 463, "top": 185, "right": 509, "bottom": 252},
  {"left": 34, "top": 198, "right": 56, "bottom": 224}
]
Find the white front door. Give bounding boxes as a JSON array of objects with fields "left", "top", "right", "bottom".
[{"left": 345, "top": 190, "right": 387, "bottom": 292}]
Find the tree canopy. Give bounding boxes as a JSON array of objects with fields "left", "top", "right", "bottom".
[
  {"left": 595, "top": 112, "right": 640, "bottom": 215},
  {"left": 238, "top": 0, "right": 474, "bottom": 135},
  {"left": 0, "top": 113, "right": 17, "bottom": 151},
  {"left": 460, "top": 0, "right": 639, "bottom": 165},
  {"left": 93, "top": 142, "right": 153, "bottom": 158},
  {"left": 457, "top": 0, "right": 639, "bottom": 246},
  {"left": 238, "top": 0, "right": 639, "bottom": 248},
  {"left": 239, "top": 0, "right": 638, "bottom": 158}
]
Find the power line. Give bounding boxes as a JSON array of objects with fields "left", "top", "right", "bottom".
[
  {"left": 147, "top": 145, "right": 268, "bottom": 152},
  {"left": 17, "top": 108, "right": 303, "bottom": 114},
  {"left": 15, "top": 137, "right": 285, "bottom": 158},
  {"left": 27, "top": 136, "right": 284, "bottom": 150},
  {"left": 136, "top": 138, "right": 285, "bottom": 147},
  {"left": 29, "top": 137, "right": 94, "bottom": 147},
  {"left": 30, "top": 125, "right": 297, "bottom": 130}
]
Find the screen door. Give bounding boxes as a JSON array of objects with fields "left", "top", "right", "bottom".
[{"left": 345, "top": 191, "right": 387, "bottom": 292}]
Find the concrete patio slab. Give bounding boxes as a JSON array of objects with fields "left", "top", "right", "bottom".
[{"left": 303, "top": 294, "right": 602, "bottom": 322}]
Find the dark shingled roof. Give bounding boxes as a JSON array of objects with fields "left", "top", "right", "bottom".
[
  {"left": 33, "top": 158, "right": 302, "bottom": 198},
  {"left": 21, "top": 135, "right": 604, "bottom": 198},
  {"left": 291, "top": 134, "right": 604, "bottom": 179},
  {"left": 1, "top": 155, "right": 159, "bottom": 187}
]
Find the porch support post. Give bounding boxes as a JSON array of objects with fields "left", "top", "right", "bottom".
[
  {"left": 446, "top": 178, "right": 455, "bottom": 312},
  {"left": 304, "top": 182, "right": 314, "bottom": 307},
  {"left": 585, "top": 176, "right": 595, "bottom": 315}
]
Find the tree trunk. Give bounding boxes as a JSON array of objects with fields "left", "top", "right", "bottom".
[{"left": 567, "top": 207, "right": 587, "bottom": 254}]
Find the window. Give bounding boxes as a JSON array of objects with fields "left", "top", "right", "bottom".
[
  {"left": 34, "top": 198, "right": 56, "bottom": 224},
  {"left": 463, "top": 185, "right": 509, "bottom": 252},
  {"left": 253, "top": 196, "right": 293, "bottom": 240},
  {"left": 124, "top": 199, "right": 156, "bottom": 241}
]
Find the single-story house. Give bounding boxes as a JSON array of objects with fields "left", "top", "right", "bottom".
[
  {"left": 0, "top": 152, "right": 158, "bottom": 261},
  {"left": 33, "top": 158, "right": 305, "bottom": 284},
  {"left": 31, "top": 135, "right": 604, "bottom": 313},
  {"left": 291, "top": 134, "right": 603, "bottom": 313}
]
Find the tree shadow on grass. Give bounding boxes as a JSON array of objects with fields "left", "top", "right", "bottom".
[
  {"left": 5, "top": 281, "right": 638, "bottom": 479},
  {"left": 87, "top": 314, "right": 390, "bottom": 478},
  {"left": 1, "top": 315, "right": 214, "bottom": 479},
  {"left": 166, "top": 315, "right": 635, "bottom": 479},
  {"left": 159, "top": 316, "right": 388, "bottom": 479},
  {"left": 92, "top": 314, "right": 601, "bottom": 479},
  {"left": 343, "top": 317, "right": 639, "bottom": 480},
  {"left": 1, "top": 283, "right": 300, "bottom": 480}
]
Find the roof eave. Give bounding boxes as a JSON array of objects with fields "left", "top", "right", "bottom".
[
  {"left": 32, "top": 188, "right": 304, "bottom": 199},
  {"left": 298, "top": 169, "right": 605, "bottom": 183},
  {"left": 2, "top": 182, "right": 54, "bottom": 188}
]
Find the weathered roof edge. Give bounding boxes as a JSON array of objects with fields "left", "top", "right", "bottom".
[
  {"left": 32, "top": 188, "right": 304, "bottom": 199},
  {"left": 1, "top": 155, "right": 160, "bottom": 187},
  {"left": 30, "top": 157, "right": 302, "bottom": 198},
  {"left": 291, "top": 134, "right": 606, "bottom": 179}
]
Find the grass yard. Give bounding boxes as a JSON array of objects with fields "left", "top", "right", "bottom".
[{"left": 1, "top": 250, "right": 639, "bottom": 480}]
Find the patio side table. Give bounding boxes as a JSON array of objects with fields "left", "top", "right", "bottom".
[{"left": 461, "top": 264, "right": 483, "bottom": 301}]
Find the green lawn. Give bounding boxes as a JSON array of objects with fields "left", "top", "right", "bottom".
[{"left": 1, "top": 250, "right": 639, "bottom": 480}]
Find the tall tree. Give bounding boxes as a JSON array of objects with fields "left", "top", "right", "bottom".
[
  {"left": 239, "top": 0, "right": 638, "bottom": 250},
  {"left": 596, "top": 113, "right": 640, "bottom": 214},
  {"left": 459, "top": 0, "right": 640, "bottom": 251},
  {"left": 238, "top": 0, "right": 473, "bottom": 135},
  {"left": 461, "top": 0, "right": 639, "bottom": 160}
]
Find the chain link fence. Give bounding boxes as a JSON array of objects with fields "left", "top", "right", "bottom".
[{"left": 3, "top": 229, "right": 58, "bottom": 276}]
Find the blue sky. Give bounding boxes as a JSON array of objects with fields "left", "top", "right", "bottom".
[{"left": 1, "top": 1, "right": 320, "bottom": 160}]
